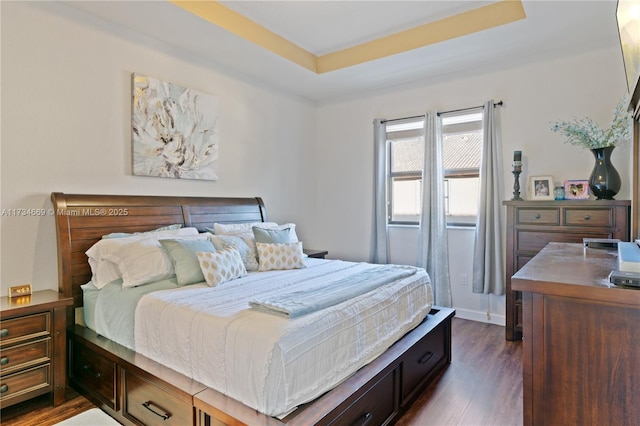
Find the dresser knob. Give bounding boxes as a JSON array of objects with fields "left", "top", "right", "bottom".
[
  {"left": 535, "top": 214, "right": 541, "bottom": 219},
  {"left": 584, "top": 215, "right": 591, "bottom": 220},
  {"left": 0, "top": 384, "right": 8, "bottom": 393},
  {"left": 0, "top": 357, "right": 8, "bottom": 365},
  {"left": 0, "top": 329, "right": 8, "bottom": 338}
]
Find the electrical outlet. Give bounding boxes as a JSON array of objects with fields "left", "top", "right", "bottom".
[{"left": 461, "top": 273, "right": 468, "bottom": 285}]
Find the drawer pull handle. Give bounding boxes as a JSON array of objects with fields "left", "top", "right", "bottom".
[
  {"left": 534, "top": 214, "right": 541, "bottom": 219},
  {"left": 0, "top": 329, "right": 8, "bottom": 337},
  {"left": 82, "top": 365, "right": 101, "bottom": 379},
  {"left": 351, "top": 412, "right": 372, "bottom": 426},
  {"left": 584, "top": 215, "right": 591, "bottom": 220},
  {"left": 418, "top": 351, "right": 434, "bottom": 365},
  {"left": 0, "top": 384, "right": 8, "bottom": 393},
  {"left": 0, "top": 357, "right": 8, "bottom": 365},
  {"left": 142, "top": 401, "right": 171, "bottom": 421}
]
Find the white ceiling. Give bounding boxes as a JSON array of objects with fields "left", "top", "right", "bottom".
[{"left": 63, "top": 1, "right": 622, "bottom": 103}]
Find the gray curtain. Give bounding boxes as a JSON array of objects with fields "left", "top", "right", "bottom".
[
  {"left": 472, "top": 100, "right": 505, "bottom": 295},
  {"left": 417, "top": 112, "right": 452, "bottom": 307},
  {"left": 371, "top": 119, "right": 389, "bottom": 264}
]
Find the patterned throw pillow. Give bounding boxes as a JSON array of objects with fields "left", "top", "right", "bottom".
[
  {"left": 208, "top": 234, "right": 259, "bottom": 271},
  {"left": 256, "top": 242, "right": 306, "bottom": 272},
  {"left": 196, "top": 248, "right": 247, "bottom": 287}
]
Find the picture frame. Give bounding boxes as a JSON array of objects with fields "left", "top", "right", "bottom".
[
  {"left": 529, "top": 175, "right": 554, "bottom": 200},
  {"left": 564, "top": 179, "right": 590, "bottom": 200}
]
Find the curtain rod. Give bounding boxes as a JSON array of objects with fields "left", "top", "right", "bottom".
[{"left": 381, "top": 100, "right": 503, "bottom": 124}]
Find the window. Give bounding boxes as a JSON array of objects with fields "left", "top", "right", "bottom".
[{"left": 387, "top": 110, "right": 482, "bottom": 226}]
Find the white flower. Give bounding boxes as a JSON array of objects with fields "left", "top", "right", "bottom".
[{"left": 550, "top": 95, "right": 632, "bottom": 149}]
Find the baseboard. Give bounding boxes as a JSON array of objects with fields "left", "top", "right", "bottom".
[{"left": 453, "top": 308, "right": 505, "bottom": 326}]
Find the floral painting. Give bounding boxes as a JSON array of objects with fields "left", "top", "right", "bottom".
[{"left": 132, "top": 73, "right": 218, "bottom": 180}]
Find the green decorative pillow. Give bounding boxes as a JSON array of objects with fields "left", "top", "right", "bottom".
[
  {"left": 197, "top": 248, "right": 247, "bottom": 287},
  {"left": 159, "top": 238, "right": 216, "bottom": 286},
  {"left": 252, "top": 226, "right": 296, "bottom": 244}
]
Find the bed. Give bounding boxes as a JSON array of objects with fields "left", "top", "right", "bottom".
[{"left": 52, "top": 192, "right": 454, "bottom": 426}]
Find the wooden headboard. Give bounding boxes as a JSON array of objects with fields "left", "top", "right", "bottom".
[{"left": 51, "top": 192, "right": 266, "bottom": 323}]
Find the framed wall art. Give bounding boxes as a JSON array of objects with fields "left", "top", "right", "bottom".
[
  {"left": 564, "top": 179, "right": 590, "bottom": 200},
  {"left": 132, "top": 73, "right": 219, "bottom": 181},
  {"left": 529, "top": 175, "right": 554, "bottom": 200}
]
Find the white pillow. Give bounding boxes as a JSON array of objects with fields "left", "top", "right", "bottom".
[
  {"left": 197, "top": 248, "right": 247, "bottom": 287},
  {"left": 106, "top": 233, "right": 209, "bottom": 288},
  {"left": 212, "top": 221, "right": 278, "bottom": 235},
  {"left": 86, "top": 227, "right": 199, "bottom": 288},
  {"left": 256, "top": 242, "right": 306, "bottom": 272}
]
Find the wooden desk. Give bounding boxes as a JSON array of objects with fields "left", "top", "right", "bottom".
[{"left": 512, "top": 243, "right": 640, "bottom": 425}]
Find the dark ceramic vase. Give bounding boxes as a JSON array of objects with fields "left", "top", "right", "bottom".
[{"left": 589, "top": 146, "right": 621, "bottom": 200}]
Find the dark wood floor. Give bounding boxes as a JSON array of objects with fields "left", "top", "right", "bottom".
[{"left": 1, "top": 318, "right": 522, "bottom": 426}]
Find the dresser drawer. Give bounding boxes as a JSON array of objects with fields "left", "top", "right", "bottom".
[
  {"left": 401, "top": 323, "right": 445, "bottom": 405},
  {"left": 71, "top": 342, "right": 117, "bottom": 409},
  {"left": 564, "top": 208, "right": 613, "bottom": 227},
  {"left": 516, "top": 231, "right": 612, "bottom": 252},
  {"left": 0, "top": 338, "right": 50, "bottom": 376},
  {"left": 0, "top": 364, "right": 50, "bottom": 402},
  {"left": 123, "top": 368, "right": 194, "bottom": 426},
  {"left": 329, "top": 368, "right": 396, "bottom": 426},
  {"left": 517, "top": 208, "right": 559, "bottom": 225},
  {"left": 0, "top": 312, "right": 50, "bottom": 347}
]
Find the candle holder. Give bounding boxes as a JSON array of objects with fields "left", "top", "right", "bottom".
[{"left": 512, "top": 161, "right": 523, "bottom": 200}]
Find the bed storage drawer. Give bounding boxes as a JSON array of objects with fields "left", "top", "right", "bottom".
[
  {"left": 70, "top": 341, "right": 117, "bottom": 409},
  {"left": 123, "top": 368, "right": 194, "bottom": 426},
  {"left": 400, "top": 323, "right": 445, "bottom": 406},
  {"left": 328, "top": 368, "right": 396, "bottom": 426}
]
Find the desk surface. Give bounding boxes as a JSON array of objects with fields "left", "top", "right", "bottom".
[{"left": 511, "top": 242, "right": 640, "bottom": 305}]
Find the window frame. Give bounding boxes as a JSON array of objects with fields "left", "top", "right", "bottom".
[{"left": 386, "top": 110, "right": 482, "bottom": 226}]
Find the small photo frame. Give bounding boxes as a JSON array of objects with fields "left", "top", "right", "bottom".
[
  {"left": 529, "top": 175, "right": 554, "bottom": 200},
  {"left": 564, "top": 179, "right": 590, "bottom": 200}
]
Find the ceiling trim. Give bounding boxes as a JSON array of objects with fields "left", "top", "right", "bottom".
[
  {"left": 317, "top": 0, "right": 527, "bottom": 73},
  {"left": 169, "top": 0, "right": 526, "bottom": 74},
  {"left": 168, "top": 0, "right": 318, "bottom": 72}
]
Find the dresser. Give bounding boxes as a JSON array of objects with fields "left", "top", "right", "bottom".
[
  {"left": 512, "top": 243, "right": 640, "bottom": 425},
  {"left": 503, "top": 200, "right": 630, "bottom": 340},
  {"left": 0, "top": 290, "right": 72, "bottom": 408}
]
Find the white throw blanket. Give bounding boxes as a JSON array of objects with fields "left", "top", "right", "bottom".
[
  {"left": 249, "top": 264, "right": 417, "bottom": 317},
  {"left": 134, "top": 259, "right": 432, "bottom": 417}
]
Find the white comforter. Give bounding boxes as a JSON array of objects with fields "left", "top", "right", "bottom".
[{"left": 134, "top": 259, "right": 432, "bottom": 417}]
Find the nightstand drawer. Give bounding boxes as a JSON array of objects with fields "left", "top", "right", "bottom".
[
  {"left": 123, "top": 368, "right": 194, "bottom": 426},
  {"left": 517, "top": 208, "right": 560, "bottom": 225},
  {"left": 0, "top": 312, "right": 50, "bottom": 347},
  {"left": 564, "top": 208, "right": 613, "bottom": 227},
  {"left": 71, "top": 342, "right": 117, "bottom": 409},
  {"left": 0, "top": 338, "right": 50, "bottom": 375},
  {"left": 0, "top": 364, "right": 50, "bottom": 402}
]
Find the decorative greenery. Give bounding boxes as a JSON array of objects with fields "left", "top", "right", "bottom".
[{"left": 550, "top": 95, "right": 632, "bottom": 150}]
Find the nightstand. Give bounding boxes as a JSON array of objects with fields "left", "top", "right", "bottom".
[
  {"left": 303, "top": 249, "right": 328, "bottom": 259},
  {"left": 0, "top": 289, "right": 73, "bottom": 408}
]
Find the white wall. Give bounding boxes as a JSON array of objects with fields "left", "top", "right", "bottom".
[
  {"left": 0, "top": 2, "right": 318, "bottom": 293},
  {"left": 315, "top": 46, "right": 629, "bottom": 322},
  {"left": 1, "top": 2, "right": 632, "bottom": 325}
]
